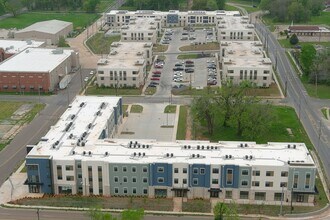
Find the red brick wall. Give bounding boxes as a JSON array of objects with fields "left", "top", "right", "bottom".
[
  {"left": 0, "top": 48, "right": 15, "bottom": 62},
  {"left": 0, "top": 72, "right": 51, "bottom": 93}
]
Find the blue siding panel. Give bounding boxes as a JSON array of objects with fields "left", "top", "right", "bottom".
[
  {"left": 151, "top": 163, "right": 173, "bottom": 186},
  {"left": 26, "top": 158, "right": 53, "bottom": 194},
  {"left": 221, "top": 165, "right": 239, "bottom": 188},
  {"left": 189, "top": 164, "right": 210, "bottom": 188}
]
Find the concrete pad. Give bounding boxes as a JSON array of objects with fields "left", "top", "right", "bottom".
[
  {"left": 0, "top": 173, "right": 29, "bottom": 204},
  {"left": 118, "top": 103, "right": 177, "bottom": 141}
]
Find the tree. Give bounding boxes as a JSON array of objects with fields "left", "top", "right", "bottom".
[
  {"left": 192, "top": 0, "right": 207, "bottom": 10},
  {"left": 83, "top": 0, "right": 100, "bottom": 13},
  {"left": 289, "top": 33, "right": 299, "bottom": 45},
  {"left": 88, "top": 208, "right": 117, "bottom": 220},
  {"left": 213, "top": 202, "right": 239, "bottom": 220},
  {"left": 207, "top": 0, "right": 218, "bottom": 10},
  {"left": 121, "top": 209, "right": 144, "bottom": 220},
  {"left": 300, "top": 44, "right": 316, "bottom": 75},
  {"left": 288, "top": 1, "right": 310, "bottom": 23},
  {"left": 215, "top": 0, "right": 226, "bottom": 9},
  {"left": 58, "top": 36, "right": 69, "bottom": 47},
  {"left": 3, "top": 0, "right": 21, "bottom": 16},
  {"left": 191, "top": 93, "right": 217, "bottom": 135},
  {"left": 310, "top": 0, "right": 325, "bottom": 16}
]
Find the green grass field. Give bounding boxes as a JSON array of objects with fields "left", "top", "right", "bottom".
[
  {"left": 196, "top": 106, "right": 313, "bottom": 149},
  {"left": 130, "top": 105, "right": 143, "bottom": 113},
  {"left": 164, "top": 105, "right": 177, "bottom": 113},
  {"left": 0, "top": 12, "right": 100, "bottom": 30},
  {"left": 86, "top": 85, "right": 141, "bottom": 96},
  {"left": 278, "top": 39, "right": 330, "bottom": 49},
  {"left": 86, "top": 33, "right": 120, "bottom": 54},
  {"left": 300, "top": 75, "right": 330, "bottom": 99},
  {"left": 177, "top": 54, "right": 199, "bottom": 59},
  {"left": 96, "top": 0, "right": 115, "bottom": 12},
  {"left": 180, "top": 42, "right": 219, "bottom": 51},
  {"left": 176, "top": 106, "right": 188, "bottom": 140},
  {"left": 0, "top": 102, "right": 26, "bottom": 121}
]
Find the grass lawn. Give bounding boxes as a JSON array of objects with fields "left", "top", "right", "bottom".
[
  {"left": 180, "top": 42, "right": 219, "bottom": 51},
  {"left": 130, "top": 105, "right": 143, "bottom": 113},
  {"left": 321, "top": 108, "right": 329, "bottom": 120},
  {"left": 177, "top": 54, "right": 199, "bottom": 59},
  {"left": 153, "top": 44, "right": 169, "bottom": 53},
  {"left": 300, "top": 75, "right": 330, "bottom": 99},
  {"left": 278, "top": 39, "right": 330, "bottom": 49},
  {"left": 86, "top": 33, "right": 120, "bottom": 54},
  {"left": 195, "top": 106, "right": 313, "bottom": 149},
  {"left": 182, "top": 199, "right": 211, "bottom": 213},
  {"left": 308, "top": 11, "right": 330, "bottom": 26},
  {"left": 0, "top": 12, "right": 100, "bottom": 30},
  {"left": 164, "top": 105, "right": 177, "bottom": 113},
  {"left": 144, "top": 87, "right": 157, "bottom": 95},
  {"left": 0, "top": 102, "right": 26, "bottom": 121},
  {"left": 12, "top": 196, "right": 173, "bottom": 211},
  {"left": 225, "top": 4, "right": 240, "bottom": 11},
  {"left": 86, "top": 85, "right": 141, "bottom": 96},
  {"left": 177, "top": 106, "right": 188, "bottom": 140},
  {"left": 96, "top": 0, "right": 115, "bottom": 12}
]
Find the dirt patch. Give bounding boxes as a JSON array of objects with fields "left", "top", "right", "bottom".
[{"left": 286, "top": 128, "right": 294, "bottom": 136}]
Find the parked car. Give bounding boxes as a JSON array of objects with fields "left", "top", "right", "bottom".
[
  {"left": 148, "top": 84, "right": 157, "bottom": 87},
  {"left": 180, "top": 37, "right": 188, "bottom": 40},
  {"left": 185, "top": 64, "right": 194, "bottom": 68},
  {"left": 150, "top": 81, "right": 159, "bottom": 85},
  {"left": 185, "top": 68, "right": 194, "bottom": 73},
  {"left": 207, "top": 80, "right": 217, "bottom": 85},
  {"left": 155, "top": 64, "right": 163, "bottom": 68},
  {"left": 151, "top": 77, "right": 160, "bottom": 80},
  {"left": 152, "top": 74, "right": 161, "bottom": 77},
  {"left": 153, "top": 71, "right": 161, "bottom": 74},
  {"left": 182, "top": 32, "right": 189, "bottom": 35},
  {"left": 173, "top": 67, "right": 184, "bottom": 71},
  {"left": 175, "top": 63, "right": 183, "bottom": 67},
  {"left": 185, "top": 60, "right": 194, "bottom": 64}
]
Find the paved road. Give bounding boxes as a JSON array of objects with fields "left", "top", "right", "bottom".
[{"left": 254, "top": 18, "right": 330, "bottom": 180}]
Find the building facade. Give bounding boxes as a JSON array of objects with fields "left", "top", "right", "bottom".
[
  {"left": 96, "top": 42, "right": 152, "bottom": 88},
  {"left": 25, "top": 97, "right": 317, "bottom": 206},
  {"left": 0, "top": 48, "right": 79, "bottom": 92},
  {"left": 219, "top": 41, "right": 273, "bottom": 87}
]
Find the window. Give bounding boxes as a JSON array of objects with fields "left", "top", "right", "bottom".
[
  {"left": 212, "top": 168, "right": 219, "bottom": 174},
  {"left": 114, "top": 188, "right": 119, "bottom": 194},
  {"left": 274, "top": 193, "right": 283, "bottom": 201},
  {"left": 57, "top": 165, "right": 62, "bottom": 180},
  {"left": 174, "top": 178, "right": 179, "bottom": 184},
  {"left": 241, "top": 180, "right": 248, "bottom": 186},
  {"left": 158, "top": 177, "right": 164, "bottom": 183},
  {"left": 132, "top": 167, "right": 136, "bottom": 172},
  {"left": 280, "top": 182, "right": 287, "bottom": 187},
  {"left": 263, "top": 70, "right": 270, "bottom": 74},
  {"left": 100, "top": 77, "right": 104, "bottom": 80},
  {"left": 114, "top": 166, "right": 118, "bottom": 172},
  {"left": 143, "top": 177, "right": 148, "bottom": 183},
  {"left": 27, "top": 165, "right": 38, "bottom": 171},
  {"left": 240, "top": 191, "right": 249, "bottom": 199},
  {"left": 265, "top": 182, "right": 273, "bottom": 187},
  {"left": 143, "top": 166, "right": 148, "bottom": 173},
  {"left": 240, "top": 70, "right": 243, "bottom": 80},
  {"left": 143, "top": 188, "right": 148, "bottom": 194},
  {"left": 123, "top": 177, "right": 127, "bottom": 183},
  {"left": 193, "top": 168, "right": 198, "bottom": 174},
  {"left": 174, "top": 168, "right": 179, "bottom": 173},
  {"left": 132, "top": 77, "right": 136, "bottom": 81},
  {"left": 225, "top": 191, "right": 232, "bottom": 199},
  {"left": 226, "top": 169, "right": 233, "bottom": 185},
  {"left": 253, "top": 170, "right": 260, "bottom": 176},
  {"left": 252, "top": 181, "right": 260, "bottom": 187},
  {"left": 242, "top": 170, "right": 249, "bottom": 176},
  {"left": 123, "top": 188, "right": 128, "bottom": 194},
  {"left": 183, "top": 168, "right": 187, "bottom": 173},
  {"left": 157, "top": 167, "right": 164, "bottom": 173},
  {"left": 200, "top": 168, "right": 205, "bottom": 174},
  {"left": 293, "top": 173, "right": 299, "bottom": 188},
  {"left": 66, "top": 165, "right": 73, "bottom": 171},
  {"left": 183, "top": 179, "right": 187, "bottom": 184},
  {"left": 212, "top": 179, "right": 219, "bottom": 184},
  {"left": 132, "top": 188, "right": 137, "bottom": 194},
  {"left": 78, "top": 174, "right": 82, "bottom": 178},
  {"left": 193, "top": 178, "right": 198, "bottom": 185},
  {"left": 98, "top": 71, "right": 104, "bottom": 74},
  {"left": 255, "top": 192, "right": 266, "bottom": 201},
  {"left": 281, "top": 171, "right": 288, "bottom": 177},
  {"left": 132, "top": 177, "right": 137, "bottom": 183},
  {"left": 114, "top": 176, "right": 119, "bottom": 182},
  {"left": 122, "top": 167, "right": 127, "bottom": 172},
  {"left": 305, "top": 173, "right": 311, "bottom": 189},
  {"left": 263, "top": 76, "right": 268, "bottom": 80},
  {"left": 266, "top": 171, "right": 274, "bottom": 176},
  {"left": 66, "top": 176, "right": 74, "bottom": 181}
]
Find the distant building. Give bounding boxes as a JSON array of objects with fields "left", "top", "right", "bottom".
[
  {"left": 14, "top": 20, "right": 73, "bottom": 45},
  {"left": 0, "top": 48, "right": 79, "bottom": 92},
  {"left": 216, "top": 16, "right": 255, "bottom": 42},
  {"left": 25, "top": 96, "right": 316, "bottom": 206},
  {"left": 0, "top": 39, "right": 45, "bottom": 62},
  {"left": 96, "top": 42, "right": 152, "bottom": 88},
  {"left": 219, "top": 41, "right": 273, "bottom": 87},
  {"left": 121, "top": 17, "right": 161, "bottom": 44}
]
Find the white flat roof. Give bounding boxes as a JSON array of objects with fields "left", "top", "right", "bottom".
[
  {"left": 16, "top": 19, "right": 72, "bottom": 34},
  {"left": 107, "top": 10, "right": 240, "bottom": 17},
  {"left": 98, "top": 42, "right": 149, "bottom": 69},
  {"left": 27, "top": 96, "right": 313, "bottom": 168},
  {"left": 0, "top": 39, "right": 44, "bottom": 54},
  {"left": 222, "top": 41, "right": 272, "bottom": 67},
  {"left": 124, "top": 17, "right": 158, "bottom": 31},
  {"left": 0, "top": 48, "right": 74, "bottom": 73},
  {"left": 218, "top": 16, "right": 254, "bottom": 30}
]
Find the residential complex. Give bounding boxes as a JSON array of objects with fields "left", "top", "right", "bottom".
[
  {"left": 0, "top": 39, "right": 45, "bottom": 62},
  {"left": 0, "top": 48, "right": 79, "bottom": 92},
  {"left": 14, "top": 20, "right": 73, "bottom": 45},
  {"left": 216, "top": 16, "right": 255, "bottom": 41},
  {"left": 121, "top": 17, "right": 161, "bottom": 44},
  {"left": 219, "top": 41, "right": 273, "bottom": 87},
  {"left": 96, "top": 42, "right": 152, "bottom": 88},
  {"left": 25, "top": 96, "right": 316, "bottom": 206}
]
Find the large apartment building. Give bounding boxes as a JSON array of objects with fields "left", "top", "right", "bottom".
[
  {"left": 219, "top": 41, "right": 273, "bottom": 87},
  {"left": 121, "top": 17, "right": 161, "bottom": 44},
  {"left": 216, "top": 16, "right": 255, "bottom": 41},
  {"left": 106, "top": 10, "right": 240, "bottom": 28},
  {"left": 25, "top": 96, "right": 316, "bottom": 206},
  {"left": 96, "top": 42, "right": 152, "bottom": 88}
]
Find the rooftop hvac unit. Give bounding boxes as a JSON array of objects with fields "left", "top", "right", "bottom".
[
  {"left": 171, "top": 153, "right": 174, "bottom": 157},
  {"left": 188, "top": 145, "right": 191, "bottom": 149},
  {"left": 71, "top": 114, "right": 75, "bottom": 120},
  {"left": 83, "top": 151, "right": 86, "bottom": 155},
  {"left": 88, "top": 151, "right": 91, "bottom": 155},
  {"left": 142, "top": 144, "right": 145, "bottom": 148},
  {"left": 105, "top": 152, "right": 109, "bottom": 156},
  {"left": 81, "top": 142, "right": 85, "bottom": 146},
  {"left": 52, "top": 49, "right": 64, "bottom": 54},
  {"left": 143, "top": 153, "right": 146, "bottom": 157},
  {"left": 250, "top": 155, "right": 253, "bottom": 159},
  {"left": 166, "top": 153, "right": 170, "bottom": 157},
  {"left": 88, "top": 123, "right": 92, "bottom": 129},
  {"left": 192, "top": 154, "right": 195, "bottom": 158},
  {"left": 69, "top": 133, "right": 73, "bottom": 139},
  {"left": 110, "top": 50, "right": 118, "bottom": 55},
  {"left": 138, "top": 152, "right": 141, "bottom": 157},
  {"left": 72, "top": 150, "right": 75, "bottom": 155},
  {"left": 80, "top": 102, "right": 85, "bottom": 107},
  {"left": 197, "top": 154, "right": 200, "bottom": 158},
  {"left": 134, "top": 152, "right": 136, "bottom": 156}
]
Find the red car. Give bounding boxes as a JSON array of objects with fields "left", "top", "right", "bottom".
[
  {"left": 152, "top": 71, "right": 161, "bottom": 74},
  {"left": 151, "top": 77, "right": 160, "bottom": 80},
  {"left": 185, "top": 60, "right": 194, "bottom": 64}
]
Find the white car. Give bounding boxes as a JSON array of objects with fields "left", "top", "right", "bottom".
[
  {"left": 84, "top": 77, "right": 89, "bottom": 82},
  {"left": 90, "top": 71, "right": 95, "bottom": 75}
]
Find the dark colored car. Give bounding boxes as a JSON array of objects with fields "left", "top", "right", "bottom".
[
  {"left": 173, "top": 67, "right": 184, "bottom": 71},
  {"left": 152, "top": 71, "right": 161, "bottom": 74},
  {"left": 151, "top": 77, "right": 160, "bottom": 80},
  {"left": 150, "top": 81, "right": 159, "bottom": 85},
  {"left": 152, "top": 74, "right": 161, "bottom": 77},
  {"left": 185, "top": 68, "right": 194, "bottom": 73},
  {"left": 185, "top": 64, "right": 194, "bottom": 68},
  {"left": 148, "top": 84, "right": 157, "bottom": 87},
  {"left": 185, "top": 60, "right": 194, "bottom": 64}
]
